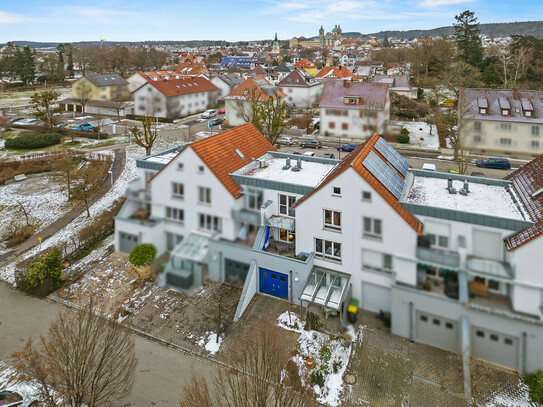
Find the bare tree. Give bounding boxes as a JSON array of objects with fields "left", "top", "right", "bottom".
[
  {"left": 104, "top": 99, "right": 131, "bottom": 119},
  {"left": 129, "top": 115, "right": 158, "bottom": 155},
  {"left": 72, "top": 159, "right": 109, "bottom": 217},
  {"left": 53, "top": 154, "right": 76, "bottom": 199},
  {"left": 16, "top": 200, "right": 31, "bottom": 227},
  {"left": 180, "top": 320, "right": 316, "bottom": 407},
  {"left": 12, "top": 300, "right": 137, "bottom": 407},
  {"left": 252, "top": 94, "right": 288, "bottom": 146},
  {"left": 235, "top": 87, "right": 264, "bottom": 123}
]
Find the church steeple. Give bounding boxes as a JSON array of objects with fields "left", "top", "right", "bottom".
[{"left": 274, "top": 32, "right": 278, "bottom": 42}]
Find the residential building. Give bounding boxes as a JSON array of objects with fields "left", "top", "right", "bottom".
[
  {"left": 174, "top": 61, "right": 210, "bottom": 77},
  {"left": 219, "top": 56, "right": 259, "bottom": 69},
  {"left": 132, "top": 77, "right": 220, "bottom": 119},
  {"left": 115, "top": 129, "right": 543, "bottom": 374},
  {"left": 319, "top": 81, "right": 390, "bottom": 139},
  {"left": 72, "top": 74, "right": 130, "bottom": 101},
  {"left": 224, "top": 77, "right": 286, "bottom": 126},
  {"left": 209, "top": 73, "right": 244, "bottom": 100},
  {"left": 294, "top": 59, "right": 318, "bottom": 77},
  {"left": 459, "top": 88, "right": 543, "bottom": 156},
  {"left": 371, "top": 75, "right": 413, "bottom": 99},
  {"left": 277, "top": 69, "right": 323, "bottom": 108},
  {"left": 126, "top": 71, "right": 182, "bottom": 93},
  {"left": 273, "top": 62, "right": 296, "bottom": 80},
  {"left": 315, "top": 66, "right": 356, "bottom": 83}
]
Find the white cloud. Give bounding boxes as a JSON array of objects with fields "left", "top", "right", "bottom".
[
  {"left": 419, "top": 0, "right": 476, "bottom": 7},
  {"left": 0, "top": 11, "right": 35, "bottom": 23}
]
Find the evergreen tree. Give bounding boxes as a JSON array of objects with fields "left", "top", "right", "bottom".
[
  {"left": 482, "top": 62, "right": 502, "bottom": 86},
  {"left": 19, "top": 46, "right": 36, "bottom": 85},
  {"left": 383, "top": 34, "right": 391, "bottom": 48},
  {"left": 454, "top": 10, "right": 483, "bottom": 68}
]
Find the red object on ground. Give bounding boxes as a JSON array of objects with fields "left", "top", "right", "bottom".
[{"left": 306, "top": 359, "right": 314, "bottom": 369}]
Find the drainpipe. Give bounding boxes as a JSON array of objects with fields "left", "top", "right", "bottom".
[
  {"left": 409, "top": 302, "right": 414, "bottom": 342},
  {"left": 522, "top": 332, "right": 527, "bottom": 374},
  {"left": 289, "top": 270, "right": 293, "bottom": 302}
]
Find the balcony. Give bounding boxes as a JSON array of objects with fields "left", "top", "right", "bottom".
[
  {"left": 416, "top": 246, "right": 460, "bottom": 269},
  {"left": 265, "top": 216, "right": 295, "bottom": 230},
  {"left": 126, "top": 179, "right": 151, "bottom": 202},
  {"left": 231, "top": 208, "right": 261, "bottom": 225}
]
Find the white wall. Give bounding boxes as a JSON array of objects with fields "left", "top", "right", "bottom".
[
  {"left": 509, "top": 237, "right": 543, "bottom": 316},
  {"left": 280, "top": 83, "right": 323, "bottom": 108},
  {"left": 133, "top": 84, "right": 167, "bottom": 118},
  {"left": 210, "top": 77, "right": 232, "bottom": 100},
  {"left": 295, "top": 168, "right": 419, "bottom": 305},
  {"left": 225, "top": 99, "right": 252, "bottom": 127}
]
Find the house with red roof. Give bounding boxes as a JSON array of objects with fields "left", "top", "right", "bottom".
[
  {"left": 277, "top": 69, "right": 323, "bottom": 108},
  {"left": 133, "top": 76, "right": 220, "bottom": 119},
  {"left": 315, "top": 65, "right": 356, "bottom": 83},
  {"left": 115, "top": 126, "right": 543, "bottom": 375},
  {"left": 224, "top": 76, "right": 286, "bottom": 126},
  {"left": 319, "top": 81, "right": 390, "bottom": 139}
]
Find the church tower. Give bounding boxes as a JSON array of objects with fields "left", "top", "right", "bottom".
[
  {"left": 272, "top": 33, "right": 280, "bottom": 54},
  {"left": 319, "top": 25, "right": 325, "bottom": 47}
]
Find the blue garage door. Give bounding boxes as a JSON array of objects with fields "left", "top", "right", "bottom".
[{"left": 259, "top": 268, "right": 288, "bottom": 299}]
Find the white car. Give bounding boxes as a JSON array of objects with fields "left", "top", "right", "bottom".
[
  {"left": 422, "top": 163, "right": 436, "bottom": 171},
  {"left": 0, "top": 390, "right": 38, "bottom": 406},
  {"left": 200, "top": 109, "right": 218, "bottom": 119},
  {"left": 277, "top": 136, "right": 294, "bottom": 146},
  {"left": 303, "top": 151, "right": 315, "bottom": 157}
]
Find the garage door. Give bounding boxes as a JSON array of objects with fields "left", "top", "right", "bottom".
[
  {"left": 471, "top": 327, "right": 518, "bottom": 369},
  {"left": 119, "top": 232, "right": 139, "bottom": 253},
  {"left": 416, "top": 312, "right": 459, "bottom": 352},
  {"left": 361, "top": 282, "right": 391, "bottom": 313},
  {"left": 472, "top": 229, "right": 503, "bottom": 261},
  {"left": 225, "top": 258, "right": 250, "bottom": 287}
]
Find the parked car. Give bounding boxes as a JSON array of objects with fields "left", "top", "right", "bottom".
[
  {"left": 201, "top": 109, "right": 218, "bottom": 119},
  {"left": 475, "top": 158, "right": 511, "bottom": 170},
  {"left": 300, "top": 140, "right": 322, "bottom": 149},
  {"left": 0, "top": 390, "right": 38, "bottom": 406},
  {"left": 322, "top": 153, "right": 335, "bottom": 159},
  {"left": 303, "top": 151, "right": 315, "bottom": 157},
  {"left": 422, "top": 163, "right": 436, "bottom": 171},
  {"left": 470, "top": 171, "right": 486, "bottom": 177},
  {"left": 277, "top": 136, "right": 294, "bottom": 146},
  {"left": 71, "top": 122, "right": 93, "bottom": 131},
  {"left": 210, "top": 118, "right": 224, "bottom": 126},
  {"left": 337, "top": 143, "right": 358, "bottom": 152},
  {"left": 8, "top": 117, "right": 25, "bottom": 124},
  {"left": 286, "top": 151, "right": 301, "bottom": 155},
  {"left": 218, "top": 108, "right": 225, "bottom": 114}
]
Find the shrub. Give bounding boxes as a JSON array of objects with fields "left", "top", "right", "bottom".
[
  {"left": 310, "top": 370, "right": 325, "bottom": 387},
  {"left": 2, "top": 221, "right": 38, "bottom": 248},
  {"left": 524, "top": 370, "right": 543, "bottom": 403},
  {"left": 5, "top": 132, "right": 62, "bottom": 149},
  {"left": 128, "top": 244, "right": 157, "bottom": 267},
  {"left": 304, "top": 311, "right": 322, "bottom": 331},
  {"left": 397, "top": 133, "right": 410, "bottom": 144},
  {"left": 400, "top": 128, "right": 410, "bottom": 136},
  {"left": 26, "top": 248, "right": 63, "bottom": 287}
]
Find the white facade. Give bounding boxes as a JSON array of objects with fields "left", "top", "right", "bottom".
[
  {"left": 225, "top": 99, "right": 251, "bottom": 127},
  {"left": 279, "top": 83, "right": 323, "bottom": 108},
  {"left": 319, "top": 103, "right": 390, "bottom": 139}
]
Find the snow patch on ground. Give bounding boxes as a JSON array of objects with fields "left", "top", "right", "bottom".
[
  {"left": 485, "top": 380, "right": 536, "bottom": 407},
  {"left": 196, "top": 331, "right": 223, "bottom": 355},
  {"left": 277, "top": 312, "right": 351, "bottom": 407},
  {"left": 390, "top": 121, "right": 439, "bottom": 151},
  {"left": 0, "top": 360, "right": 41, "bottom": 402}
]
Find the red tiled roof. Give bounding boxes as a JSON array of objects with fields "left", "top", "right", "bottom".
[
  {"left": 316, "top": 66, "right": 354, "bottom": 79},
  {"left": 224, "top": 77, "right": 286, "bottom": 101},
  {"left": 504, "top": 155, "right": 543, "bottom": 251},
  {"left": 293, "top": 135, "right": 422, "bottom": 234},
  {"left": 145, "top": 77, "right": 218, "bottom": 97},
  {"left": 174, "top": 61, "right": 209, "bottom": 76},
  {"left": 295, "top": 59, "right": 317, "bottom": 69},
  {"left": 148, "top": 124, "right": 276, "bottom": 199}
]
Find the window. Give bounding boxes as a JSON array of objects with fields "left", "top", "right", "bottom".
[
  {"left": 458, "top": 235, "right": 467, "bottom": 248},
  {"left": 433, "top": 319, "right": 440, "bottom": 326},
  {"left": 341, "top": 123, "right": 348, "bottom": 130},
  {"left": 332, "top": 187, "right": 341, "bottom": 196},
  {"left": 166, "top": 233, "right": 183, "bottom": 251},
  {"left": 199, "top": 213, "right": 221, "bottom": 232},
  {"left": 474, "top": 135, "right": 482, "bottom": 143},
  {"left": 420, "top": 315, "right": 428, "bottom": 322},
  {"left": 488, "top": 279, "right": 500, "bottom": 291},
  {"left": 490, "top": 334, "right": 499, "bottom": 341},
  {"left": 476, "top": 330, "right": 485, "bottom": 338},
  {"left": 324, "top": 209, "right": 341, "bottom": 231},
  {"left": 177, "top": 163, "right": 184, "bottom": 171},
  {"left": 502, "top": 109, "right": 509, "bottom": 116},
  {"left": 531, "top": 140, "right": 540, "bottom": 149},
  {"left": 383, "top": 254, "right": 393, "bottom": 270},
  {"left": 247, "top": 189, "right": 263, "bottom": 211},
  {"left": 363, "top": 217, "right": 382, "bottom": 238},
  {"left": 279, "top": 229, "right": 295, "bottom": 242},
  {"left": 504, "top": 338, "right": 513, "bottom": 345},
  {"left": 198, "top": 187, "right": 211, "bottom": 204},
  {"left": 427, "top": 233, "right": 448, "bottom": 249},
  {"left": 329, "top": 122, "right": 335, "bottom": 129},
  {"left": 315, "top": 238, "right": 341, "bottom": 261},
  {"left": 438, "top": 236, "right": 449, "bottom": 248},
  {"left": 479, "top": 108, "right": 487, "bottom": 114},
  {"left": 445, "top": 322, "right": 454, "bottom": 329},
  {"left": 234, "top": 148, "right": 245, "bottom": 159},
  {"left": 362, "top": 249, "right": 393, "bottom": 273},
  {"left": 500, "top": 123, "right": 512, "bottom": 131},
  {"left": 532, "top": 126, "right": 540, "bottom": 136},
  {"left": 362, "top": 191, "right": 371, "bottom": 202},
  {"left": 474, "top": 121, "right": 482, "bottom": 131},
  {"left": 279, "top": 194, "right": 296, "bottom": 217},
  {"left": 499, "top": 138, "right": 512, "bottom": 146},
  {"left": 172, "top": 182, "right": 184, "bottom": 199},
  {"left": 198, "top": 165, "right": 205, "bottom": 173},
  {"left": 166, "top": 207, "right": 184, "bottom": 223}
]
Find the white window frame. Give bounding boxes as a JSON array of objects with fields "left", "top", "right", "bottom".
[
  {"left": 279, "top": 194, "right": 296, "bottom": 217},
  {"left": 166, "top": 207, "right": 184, "bottom": 224},
  {"left": 246, "top": 189, "right": 263, "bottom": 211},
  {"left": 323, "top": 209, "right": 341, "bottom": 231},
  {"left": 172, "top": 182, "right": 184, "bottom": 199},
  {"left": 314, "top": 238, "right": 342, "bottom": 262},
  {"left": 363, "top": 217, "right": 382, "bottom": 238},
  {"left": 332, "top": 186, "right": 341, "bottom": 196},
  {"left": 198, "top": 186, "right": 211, "bottom": 204},
  {"left": 199, "top": 213, "right": 221, "bottom": 232},
  {"left": 362, "top": 191, "right": 372, "bottom": 202}
]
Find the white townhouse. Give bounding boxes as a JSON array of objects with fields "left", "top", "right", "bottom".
[
  {"left": 277, "top": 69, "right": 323, "bottom": 109},
  {"left": 209, "top": 73, "right": 244, "bottom": 100},
  {"left": 459, "top": 88, "right": 543, "bottom": 157},
  {"left": 126, "top": 70, "right": 181, "bottom": 93},
  {"left": 132, "top": 77, "right": 220, "bottom": 119},
  {"left": 371, "top": 75, "right": 413, "bottom": 99},
  {"left": 115, "top": 126, "right": 543, "bottom": 380},
  {"left": 319, "top": 81, "right": 390, "bottom": 139}
]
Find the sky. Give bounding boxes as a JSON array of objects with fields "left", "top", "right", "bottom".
[{"left": 1, "top": 0, "right": 543, "bottom": 43}]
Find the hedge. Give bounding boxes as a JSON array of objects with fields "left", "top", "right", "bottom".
[
  {"left": 397, "top": 133, "right": 410, "bottom": 144},
  {"left": 524, "top": 370, "right": 543, "bottom": 403},
  {"left": 129, "top": 244, "right": 157, "bottom": 267},
  {"left": 5, "top": 132, "right": 63, "bottom": 149}
]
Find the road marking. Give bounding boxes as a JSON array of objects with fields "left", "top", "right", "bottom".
[{"left": 412, "top": 375, "right": 442, "bottom": 388}]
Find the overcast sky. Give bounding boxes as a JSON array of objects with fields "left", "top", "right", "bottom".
[{"left": 1, "top": 0, "right": 542, "bottom": 43}]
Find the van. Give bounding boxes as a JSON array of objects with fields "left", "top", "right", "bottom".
[{"left": 201, "top": 109, "right": 218, "bottom": 119}]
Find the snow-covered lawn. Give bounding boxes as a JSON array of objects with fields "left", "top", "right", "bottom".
[
  {"left": 0, "top": 361, "right": 41, "bottom": 403},
  {"left": 390, "top": 121, "right": 439, "bottom": 151},
  {"left": 484, "top": 380, "right": 536, "bottom": 407},
  {"left": 277, "top": 312, "right": 352, "bottom": 407}
]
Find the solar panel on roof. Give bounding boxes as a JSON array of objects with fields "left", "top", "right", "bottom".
[
  {"left": 374, "top": 137, "right": 410, "bottom": 176},
  {"left": 362, "top": 151, "right": 404, "bottom": 199}
]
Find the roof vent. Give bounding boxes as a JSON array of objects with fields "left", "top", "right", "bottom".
[
  {"left": 258, "top": 158, "right": 268, "bottom": 168},
  {"left": 282, "top": 157, "right": 291, "bottom": 170},
  {"left": 291, "top": 158, "right": 302, "bottom": 171},
  {"left": 447, "top": 177, "right": 457, "bottom": 194},
  {"left": 531, "top": 187, "right": 543, "bottom": 198}
]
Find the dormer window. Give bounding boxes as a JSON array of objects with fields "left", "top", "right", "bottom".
[
  {"left": 526, "top": 111, "right": 532, "bottom": 117},
  {"left": 479, "top": 108, "right": 487, "bottom": 114},
  {"left": 501, "top": 109, "right": 510, "bottom": 116}
]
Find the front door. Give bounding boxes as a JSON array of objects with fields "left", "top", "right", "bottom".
[{"left": 259, "top": 268, "right": 288, "bottom": 299}]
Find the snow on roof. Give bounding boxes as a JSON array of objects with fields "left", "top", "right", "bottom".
[
  {"left": 235, "top": 156, "right": 336, "bottom": 188},
  {"left": 405, "top": 176, "right": 525, "bottom": 220},
  {"left": 144, "top": 151, "right": 179, "bottom": 164}
]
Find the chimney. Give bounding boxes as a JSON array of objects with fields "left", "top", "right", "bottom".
[
  {"left": 463, "top": 179, "right": 469, "bottom": 193},
  {"left": 297, "top": 158, "right": 302, "bottom": 169},
  {"left": 447, "top": 177, "right": 457, "bottom": 195},
  {"left": 513, "top": 89, "right": 518, "bottom": 99},
  {"left": 283, "top": 157, "right": 291, "bottom": 170}
]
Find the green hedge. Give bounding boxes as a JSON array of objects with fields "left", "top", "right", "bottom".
[
  {"left": 524, "top": 370, "right": 543, "bottom": 403},
  {"left": 129, "top": 244, "right": 157, "bottom": 267},
  {"left": 397, "top": 133, "right": 410, "bottom": 144},
  {"left": 5, "top": 132, "right": 63, "bottom": 149}
]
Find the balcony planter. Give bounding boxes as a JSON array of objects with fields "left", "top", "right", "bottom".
[{"left": 423, "top": 280, "right": 431, "bottom": 291}]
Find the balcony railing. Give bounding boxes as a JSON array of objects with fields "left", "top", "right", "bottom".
[
  {"left": 416, "top": 246, "right": 460, "bottom": 268},
  {"left": 265, "top": 216, "right": 295, "bottom": 231},
  {"left": 231, "top": 208, "right": 261, "bottom": 225}
]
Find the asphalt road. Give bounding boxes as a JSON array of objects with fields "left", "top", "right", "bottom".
[{"left": 0, "top": 283, "right": 214, "bottom": 406}]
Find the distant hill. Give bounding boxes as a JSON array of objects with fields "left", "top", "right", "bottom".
[{"left": 342, "top": 20, "right": 543, "bottom": 40}]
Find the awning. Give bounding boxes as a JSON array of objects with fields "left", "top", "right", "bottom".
[
  {"left": 171, "top": 232, "right": 209, "bottom": 263},
  {"left": 466, "top": 256, "right": 513, "bottom": 280},
  {"left": 299, "top": 267, "right": 350, "bottom": 311}
]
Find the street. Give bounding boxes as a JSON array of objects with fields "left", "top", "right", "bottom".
[{"left": 0, "top": 283, "right": 214, "bottom": 406}]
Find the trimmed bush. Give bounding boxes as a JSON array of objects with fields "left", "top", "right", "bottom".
[
  {"left": 129, "top": 244, "right": 157, "bottom": 267},
  {"left": 5, "top": 132, "right": 62, "bottom": 149},
  {"left": 400, "top": 128, "right": 410, "bottom": 136},
  {"left": 397, "top": 133, "right": 410, "bottom": 144},
  {"left": 26, "top": 248, "right": 63, "bottom": 287},
  {"left": 524, "top": 370, "right": 543, "bottom": 403}
]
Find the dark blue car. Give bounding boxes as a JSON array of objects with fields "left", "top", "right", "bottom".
[
  {"left": 337, "top": 143, "right": 359, "bottom": 152},
  {"left": 475, "top": 158, "right": 511, "bottom": 170}
]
